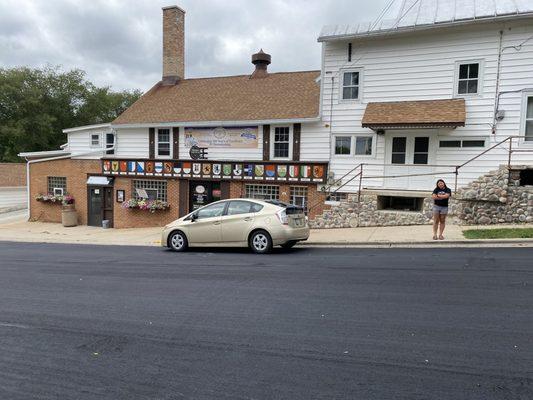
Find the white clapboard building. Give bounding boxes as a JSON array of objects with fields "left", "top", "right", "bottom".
[{"left": 318, "top": 0, "right": 533, "bottom": 199}]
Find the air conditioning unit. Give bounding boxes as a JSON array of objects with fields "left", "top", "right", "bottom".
[{"left": 53, "top": 188, "right": 64, "bottom": 196}]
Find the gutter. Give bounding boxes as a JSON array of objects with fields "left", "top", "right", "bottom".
[
  {"left": 111, "top": 117, "right": 321, "bottom": 129},
  {"left": 21, "top": 135, "right": 116, "bottom": 220},
  {"left": 318, "top": 13, "right": 533, "bottom": 42}
]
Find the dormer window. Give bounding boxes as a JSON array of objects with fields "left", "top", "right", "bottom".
[
  {"left": 456, "top": 61, "right": 482, "bottom": 96},
  {"left": 341, "top": 69, "right": 361, "bottom": 101}
]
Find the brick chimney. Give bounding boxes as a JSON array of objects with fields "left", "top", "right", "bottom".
[
  {"left": 251, "top": 49, "right": 271, "bottom": 79},
  {"left": 162, "top": 5, "right": 185, "bottom": 85}
]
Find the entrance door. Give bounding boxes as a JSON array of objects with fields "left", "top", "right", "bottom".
[
  {"left": 88, "top": 186, "right": 114, "bottom": 227},
  {"left": 189, "top": 181, "right": 221, "bottom": 211},
  {"left": 384, "top": 134, "right": 435, "bottom": 190}
]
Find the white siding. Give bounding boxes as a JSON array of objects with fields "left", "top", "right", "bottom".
[
  {"left": 322, "top": 20, "right": 533, "bottom": 192},
  {"left": 68, "top": 127, "right": 112, "bottom": 160},
  {"left": 115, "top": 128, "right": 149, "bottom": 158},
  {"left": 300, "top": 121, "right": 330, "bottom": 161}
]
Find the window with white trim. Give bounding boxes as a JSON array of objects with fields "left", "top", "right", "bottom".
[
  {"left": 439, "top": 139, "right": 486, "bottom": 148},
  {"left": 525, "top": 96, "right": 533, "bottom": 142},
  {"left": 456, "top": 62, "right": 480, "bottom": 95},
  {"left": 290, "top": 186, "right": 308, "bottom": 212},
  {"left": 355, "top": 136, "right": 372, "bottom": 155},
  {"left": 133, "top": 180, "right": 167, "bottom": 201},
  {"left": 105, "top": 133, "right": 115, "bottom": 155},
  {"left": 341, "top": 70, "right": 360, "bottom": 100},
  {"left": 47, "top": 177, "right": 66, "bottom": 195},
  {"left": 90, "top": 134, "right": 100, "bottom": 147},
  {"left": 333, "top": 135, "right": 373, "bottom": 156},
  {"left": 272, "top": 126, "right": 291, "bottom": 159},
  {"left": 245, "top": 185, "right": 279, "bottom": 201},
  {"left": 334, "top": 136, "right": 351, "bottom": 155},
  {"left": 156, "top": 128, "right": 171, "bottom": 158}
]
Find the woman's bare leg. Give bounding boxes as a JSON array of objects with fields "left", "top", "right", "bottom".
[
  {"left": 439, "top": 215, "right": 446, "bottom": 239},
  {"left": 433, "top": 213, "right": 440, "bottom": 239}
]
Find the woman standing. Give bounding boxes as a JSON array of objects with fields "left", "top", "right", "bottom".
[{"left": 432, "top": 179, "right": 451, "bottom": 240}]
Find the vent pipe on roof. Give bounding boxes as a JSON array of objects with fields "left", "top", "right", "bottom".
[
  {"left": 162, "top": 5, "right": 185, "bottom": 85},
  {"left": 251, "top": 49, "right": 271, "bottom": 79}
]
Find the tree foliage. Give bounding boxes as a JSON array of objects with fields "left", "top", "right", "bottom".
[{"left": 0, "top": 66, "right": 141, "bottom": 162}]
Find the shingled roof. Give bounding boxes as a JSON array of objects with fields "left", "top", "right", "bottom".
[
  {"left": 361, "top": 99, "right": 466, "bottom": 129},
  {"left": 113, "top": 71, "right": 321, "bottom": 125}
]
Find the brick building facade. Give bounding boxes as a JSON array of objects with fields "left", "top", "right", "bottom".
[{"left": 29, "top": 158, "right": 326, "bottom": 228}]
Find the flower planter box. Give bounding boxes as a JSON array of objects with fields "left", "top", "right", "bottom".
[{"left": 122, "top": 198, "right": 170, "bottom": 213}]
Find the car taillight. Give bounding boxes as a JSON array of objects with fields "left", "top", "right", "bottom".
[{"left": 276, "top": 209, "right": 289, "bottom": 225}]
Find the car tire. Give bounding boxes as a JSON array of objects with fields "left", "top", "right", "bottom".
[
  {"left": 168, "top": 230, "right": 188, "bottom": 252},
  {"left": 249, "top": 230, "right": 272, "bottom": 254},
  {"left": 281, "top": 240, "right": 297, "bottom": 250}
]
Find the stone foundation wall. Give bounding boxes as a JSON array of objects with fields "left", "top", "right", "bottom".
[
  {"left": 453, "top": 166, "right": 533, "bottom": 225},
  {"left": 310, "top": 194, "right": 434, "bottom": 229},
  {"left": 311, "top": 165, "right": 533, "bottom": 228}
]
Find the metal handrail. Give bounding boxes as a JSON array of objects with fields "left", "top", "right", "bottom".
[{"left": 323, "top": 162, "right": 364, "bottom": 191}]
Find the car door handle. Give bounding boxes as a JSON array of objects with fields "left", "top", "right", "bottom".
[
  {"left": 243, "top": 217, "right": 252, "bottom": 221},
  {"left": 213, "top": 221, "right": 221, "bottom": 225}
]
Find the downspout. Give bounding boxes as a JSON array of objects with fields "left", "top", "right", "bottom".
[
  {"left": 492, "top": 30, "right": 504, "bottom": 135},
  {"left": 24, "top": 133, "right": 116, "bottom": 220}
]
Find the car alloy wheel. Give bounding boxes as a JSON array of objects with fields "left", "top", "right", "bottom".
[
  {"left": 169, "top": 231, "right": 188, "bottom": 252},
  {"left": 250, "top": 230, "right": 272, "bottom": 254}
]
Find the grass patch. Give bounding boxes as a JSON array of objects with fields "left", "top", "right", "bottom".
[{"left": 463, "top": 228, "right": 533, "bottom": 239}]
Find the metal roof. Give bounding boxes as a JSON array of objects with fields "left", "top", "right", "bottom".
[{"left": 319, "top": 0, "right": 533, "bottom": 41}]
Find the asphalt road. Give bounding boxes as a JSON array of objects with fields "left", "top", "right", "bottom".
[{"left": 0, "top": 242, "right": 531, "bottom": 400}]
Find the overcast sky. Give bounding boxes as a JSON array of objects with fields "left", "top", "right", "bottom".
[{"left": 0, "top": 0, "right": 397, "bottom": 92}]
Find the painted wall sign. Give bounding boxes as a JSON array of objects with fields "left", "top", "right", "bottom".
[
  {"left": 102, "top": 159, "right": 328, "bottom": 184},
  {"left": 184, "top": 126, "right": 259, "bottom": 148}
]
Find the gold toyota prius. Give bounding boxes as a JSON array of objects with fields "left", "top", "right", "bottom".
[{"left": 162, "top": 199, "right": 309, "bottom": 253}]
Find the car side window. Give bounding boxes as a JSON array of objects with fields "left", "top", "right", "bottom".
[
  {"left": 227, "top": 201, "right": 253, "bottom": 216},
  {"left": 250, "top": 203, "right": 264, "bottom": 213},
  {"left": 196, "top": 202, "right": 226, "bottom": 219}
]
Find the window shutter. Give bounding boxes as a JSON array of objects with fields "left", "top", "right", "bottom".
[
  {"left": 172, "top": 127, "right": 179, "bottom": 158},
  {"left": 149, "top": 128, "right": 155, "bottom": 159},
  {"left": 293, "top": 123, "right": 301, "bottom": 161},
  {"left": 262, "top": 125, "right": 270, "bottom": 161}
]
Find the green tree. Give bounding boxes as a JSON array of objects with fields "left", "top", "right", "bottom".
[{"left": 0, "top": 66, "right": 141, "bottom": 162}]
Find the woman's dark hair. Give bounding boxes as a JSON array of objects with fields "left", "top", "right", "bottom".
[{"left": 435, "top": 179, "right": 447, "bottom": 189}]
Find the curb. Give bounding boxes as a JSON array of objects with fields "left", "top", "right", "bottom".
[{"left": 300, "top": 238, "right": 533, "bottom": 247}]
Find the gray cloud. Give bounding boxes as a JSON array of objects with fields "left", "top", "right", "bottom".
[{"left": 0, "top": 0, "right": 394, "bottom": 92}]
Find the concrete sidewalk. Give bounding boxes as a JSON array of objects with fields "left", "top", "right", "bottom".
[{"left": 0, "top": 212, "right": 532, "bottom": 247}]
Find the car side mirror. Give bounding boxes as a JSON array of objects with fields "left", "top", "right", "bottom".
[{"left": 191, "top": 212, "right": 198, "bottom": 222}]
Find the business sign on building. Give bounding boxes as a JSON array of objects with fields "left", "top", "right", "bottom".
[
  {"left": 102, "top": 159, "right": 328, "bottom": 184},
  {"left": 184, "top": 126, "right": 259, "bottom": 148}
]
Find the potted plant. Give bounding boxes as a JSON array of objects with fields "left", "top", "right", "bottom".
[{"left": 61, "top": 195, "right": 77, "bottom": 227}]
